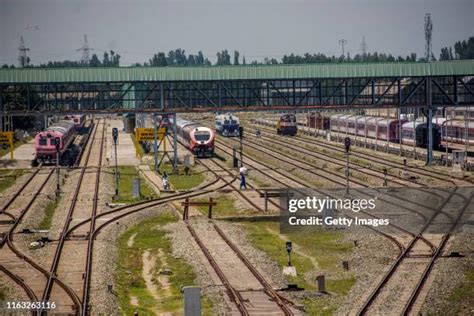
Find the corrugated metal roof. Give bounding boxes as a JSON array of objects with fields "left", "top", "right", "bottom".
[{"left": 1, "top": 60, "right": 473, "bottom": 84}]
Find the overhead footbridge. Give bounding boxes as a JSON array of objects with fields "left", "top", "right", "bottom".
[{"left": 0, "top": 60, "right": 473, "bottom": 115}]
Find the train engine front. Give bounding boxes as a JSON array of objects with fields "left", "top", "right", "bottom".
[
  {"left": 215, "top": 113, "right": 240, "bottom": 137},
  {"left": 34, "top": 120, "right": 76, "bottom": 164},
  {"left": 277, "top": 113, "right": 297, "bottom": 136},
  {"left": 176, "top": 119, "right": 215, "bottom": 157}
]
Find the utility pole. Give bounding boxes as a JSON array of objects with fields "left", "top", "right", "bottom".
[
  {"left": 18, "top": 36, "right": 30, "bottom": 67},
  {"left": 112, "top": 127, "right": 119, "bottom": 199},
  {"left": 239, "top": 126, "right": 244, "bottom": 167},
  {"left": 153, "top": 114, "right": 158, "bottom": 172},
  {"left": 424, "top": 13, "right": 433, "bottom": 61},
  {"left": 338, "top": 39, "right": 347, "bottom": 59}
]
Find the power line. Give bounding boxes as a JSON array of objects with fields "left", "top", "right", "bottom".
[
  {"left": 77, "top": 34, "right": 91, "bottom": 64},
  {"left": 338, "top": 39, "right": 347, "bottom": 58},
  {"left": 18, "top": 36, "right": 30, "bottom": 67}
]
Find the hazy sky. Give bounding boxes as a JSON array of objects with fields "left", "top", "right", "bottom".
[{"left": 1, "top": 0, "right": 472, "bottom": 66}]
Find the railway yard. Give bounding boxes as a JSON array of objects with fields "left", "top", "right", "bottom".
[{"left": 0, "top": 111, "right": 472, "bottom": 316}]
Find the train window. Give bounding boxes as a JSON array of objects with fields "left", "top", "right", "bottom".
[
  {"left": 231, "top": 119, "right": 238, "bottom": 124},
  {"left": 195, "top": 132, "right": 210, "bottom": 141},
  {"left": 403, "top": 130, "right": 414, "bottom": 138},
  {"left": 39, "top": 138, "right": 47, "bottom": 146},
  {"left": 50, "top": 138, "right": 58, "bottom": 146}
]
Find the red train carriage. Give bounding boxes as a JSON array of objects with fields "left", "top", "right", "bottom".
[
  {"left": 307, "top": 112, "right": 330, "bottom": 130},
  {"left": 34, "top": 120, "right": 76, "bottom": 164},
  {"left": 176, "top": 119, "right": 215, "bottom": 157},
  {"left": 440, "top": 119, "right": 474, "bottom": 146},
  {"left": 330, "top": 115, "right": 406, "bottom": 142}
]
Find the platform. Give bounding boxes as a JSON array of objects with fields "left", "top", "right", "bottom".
[{"left": 106, "top": 119, "right": 141, "bottom": 166}]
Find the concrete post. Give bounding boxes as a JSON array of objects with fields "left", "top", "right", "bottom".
[
  {"left": 132, "top": 178, "right": 140, "bottom": 198},
  {"left": 316, "top": 275, "right": 326, "bottom": 292},
  {"left": 183, "top": 286, "right": 201, "bottom": 316}
]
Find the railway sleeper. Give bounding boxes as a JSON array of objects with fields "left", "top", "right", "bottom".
[{"left": 67, "top": 233, "right": 90, "bottom": 240}]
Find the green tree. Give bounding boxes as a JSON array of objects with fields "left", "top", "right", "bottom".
[
  {"left": 90, "top": 54, "right": 101, "bottom": 67},
  {"left": 149, "top": 52, "right": 168, "bottom": 66},
  {"left": 233, "top": 50, "right": 240, "bottom": 65},
  {"left": 103, "top": 52, "right": 110, "bottom": 66}
]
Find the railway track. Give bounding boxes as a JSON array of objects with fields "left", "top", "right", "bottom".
[
  {"left": 212, "top": 120, "right": 461, "bottom": 225},
  {"left": 251, "top": 121, "right": 472, "bottom": 186},
  {"left": 0, "top": 118, "right": 97, "bottom": 315},
  {"left": 181, "top": 157, "right": 296, "bottom": 315},
  {"left": 0, "top": 167, "right": 82, "bottom": 316},
  {"left": 189, "top": 119, "right": 472, "bottom": 314},
  {"left": 41, "top": 119, "right": 106, "bottom": 315},
  {"left": 357, "top": 188, "right": 473, "bottom": 315}
]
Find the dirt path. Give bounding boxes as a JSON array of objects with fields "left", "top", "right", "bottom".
[
  {"left": 142, "top": 250, "right": 160, "bottom": 302},
  {"left": 127, "top": 233, "right": 137, "bottom": 247}
]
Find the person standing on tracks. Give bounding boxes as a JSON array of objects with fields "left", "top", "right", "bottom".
[
  {"left": 162, "top": 171, "right": 170, "bottom": 190},
  {"left": 256, "top": 129, "right": 261, "bottom": 138},
  {"left": 239, "top": 165, "right": 248, "bottom": 190}
]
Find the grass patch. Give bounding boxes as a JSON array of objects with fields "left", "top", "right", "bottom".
[
  {"left": 158, "top": 163, "right": 205, "bottom": 191},
  {"left": 38, "top": 196, "right": 60, "bottom": 230},
  {"left": 195, "top": 195, "right": 258, "bottom": 217},
  {"left": 241, "top": 220, "right": 355, "bottom": 314},
  {"left": 0, "top": 169, "right": 26, "bottom": 193},
  {"left": 114, "top": 166, "right": 159, "bottom": 203},
  {"left": 116, "top": 212, "right": 212, "bottom": 315},
  {"left": 442, "top": 268, "right": 474, "bottom": 315}
]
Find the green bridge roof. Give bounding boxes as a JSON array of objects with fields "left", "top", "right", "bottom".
[{"left": 1, "top": 60, "right": 473, "bottom": 84}]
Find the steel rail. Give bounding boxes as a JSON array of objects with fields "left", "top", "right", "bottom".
[
  {"left": 357, "top": 188, "right": 461, "bottom": 315},
  {"left": 41, "top": 119, "right": 102, "bottom": 312}
]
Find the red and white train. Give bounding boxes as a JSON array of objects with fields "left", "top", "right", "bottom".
[
  {"left": 34, "top": 120, "right": 77, "bottom": 164},
  {"left": 176, "top": 119, "right": 215, "bottom": 157}
]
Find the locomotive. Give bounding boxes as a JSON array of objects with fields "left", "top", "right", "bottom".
[
  {"left": 276, "top": 113, "right": 297, "bottom": 136},
  {"left": 215, "top": 113, "right": 240, "bottom": 137},
  {"left": 176, "top": 119, "right": 215, "bottom": 157},
  {"left": 34, "top": 120, "right": 76, "bottom": 164},
  {"left": 401, "top": 121, "right": 441, "bottom": 148}
]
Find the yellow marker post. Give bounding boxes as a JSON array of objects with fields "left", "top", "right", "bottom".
[{"left": 0, "top": 132, "right": 14, "bottom": 159}]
